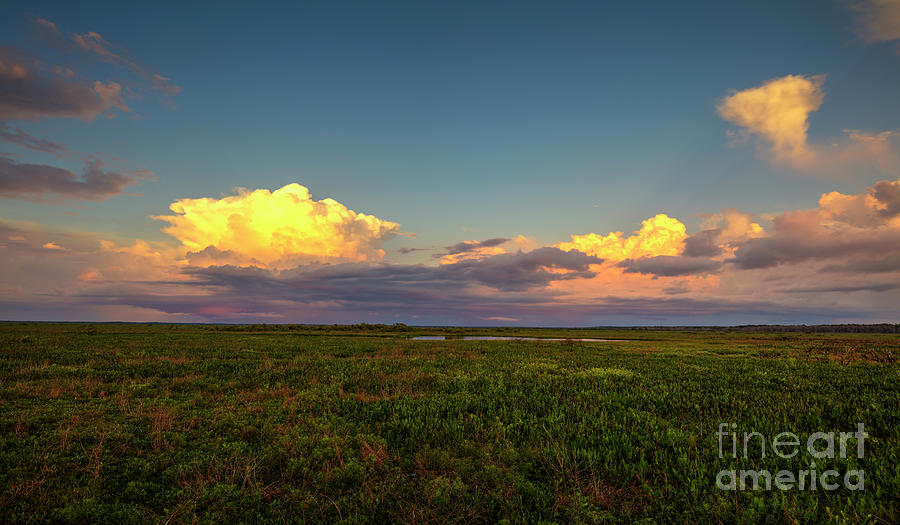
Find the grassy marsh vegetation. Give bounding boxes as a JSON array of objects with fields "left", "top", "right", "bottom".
[{"left": 1, "top": 323, "right": 897, "bottom": 523}]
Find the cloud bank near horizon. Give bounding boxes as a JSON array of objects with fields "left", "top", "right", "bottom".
[{"left": 3, "top": 176, "right": 900, "bottom": 325}]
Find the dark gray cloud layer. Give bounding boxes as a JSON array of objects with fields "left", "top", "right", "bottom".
[
  {"left": 728, "top": 229, "right": 900, "bottom": 269},
  {"left": 0, "top": 155, "right": 152, "bottom": 201},
  {"left": 780, "top": 282, "right": 900, "bottom": 294},
  {"left": 870, "top": 179, "right": 900, "bottom": 219},
  {"left": 727, "top": 207, "right": 900, "bottom": 270},
  {"left": 682, "top": 228, "right": 722, "bottom": 257},
  {"left": 439, "top": 237, "right": 510, "bottom": 257},
  {"left": 188, "top": 247, "right": 603, "bottom": 293},
  {"left": 618, "top": 255, "right": 721, "bottom": 277},
  {"left": 79, "top": 273, "right": 859, "bottom": 326},
  {"left": 821, "top": 253, "right": 900, "bottom": 274}
]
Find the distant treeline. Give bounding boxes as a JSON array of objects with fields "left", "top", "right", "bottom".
[
  {"left": 204, "top": 323, "right": 415, "bottom": 332},
  {"left": 194, "top": 323, "right": 900, "bottom": 334},
  {"left": 605, "top": 324, "right": 900, "bottom": 333}
]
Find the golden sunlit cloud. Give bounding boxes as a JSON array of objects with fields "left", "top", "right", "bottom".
[
  {"left": 718, "top": 74, "right": 824, "bottom": 168},
  {"left": 556, "top": 214, "right": 687, "bottom": 261},
  {"left": 717, "top": 74, "right": 899, "bottom": 175},
  {"left": 153, "top": 183, "right": 400, "bottom": 269}
]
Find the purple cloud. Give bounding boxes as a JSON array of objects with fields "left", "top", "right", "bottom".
[{"left": 0, "top": 155, "right": 152, "bottom": 201}]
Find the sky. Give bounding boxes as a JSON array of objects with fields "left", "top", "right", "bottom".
[{"left": 2, "top": 0, "right": 900, "bottom": 325}]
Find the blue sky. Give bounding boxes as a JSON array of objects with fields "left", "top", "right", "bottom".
[{"left": 2, "top": 1, "right": 900, "bottom": 324}]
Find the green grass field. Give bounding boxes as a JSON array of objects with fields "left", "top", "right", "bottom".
[{"left": 1, "top": 323, "right": 897, "bottom": 523}]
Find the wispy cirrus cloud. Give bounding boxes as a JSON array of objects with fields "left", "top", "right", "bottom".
[
  {"left": 32, "top": 18, "right": 181, "bottom": 99},
  {"left": 0, "top": 124, "right": 66, "bottom": 156}
]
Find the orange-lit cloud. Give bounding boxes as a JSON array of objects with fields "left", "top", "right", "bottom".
[
  {"left": 684, "top": 208, "right": 764, "bottom": 257},
  {"left": 729, "top": 177, "right": 900, "bottom": 271},
  {"left": 438, "top": 235, "right": 541, "bottom": 264},
  {"left": 717, "top": 75, "right": 899, "bottom": 175},
  {"left": 154, "top": 183, "right": 401, "bottom": 269},
  {"left": 556, "top": 214, "right": 686, "bottom": 261},
  {"left": 819, "top": 177, "right": 900, "bottom": 227},
  {"left": 851, "top": 0, "right": 900, "bottom": 51}
]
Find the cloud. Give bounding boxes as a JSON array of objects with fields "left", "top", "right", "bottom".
[
  {"left": 556, "top": 214, "right": 687, "bottom": 261},
  {"left": 869, "top": 178, "right": 900, "bottom": 217},
  {"left": 439, "top": 237, "right": 509, "bottom": 264},
  {"left": 437, "top": 247, "right": 602, "bottom": 291},
  {"left": 0, "top": 47, "right": 129, "bottom": 121},
  {"left": 0, "top": 124, "right": 66, "bottom": 156},
  {"left": 682, "top": 208, "right": 764, "bottom": 257},
  {"left": 77, "top": 262, "right": 859, "bottom": 325},
  {"left": 618, "top": 255, "right": 721, "bottom": 277},
  {"left": 682, "top": 228, "right": 722, "bottom": 257},
  {"left": 5, "top": 175, "right": 900, "bottom": 325},
  {"left": 717, "top": 75, "right": 899, "bottom": 175},
  {"left": 193, "top": 247, "right": 600, "bottom": 295},
  {"left": 154, "top": 183, "right": 401, "bottom": 268},
  {"left": 0, "top": 212, "right": 889, "bottom": 325},
  {"left": 33, "top": 18, "right": 181, "bottom": 98},
  {"left": 819, "top": 177, "right": 900, "bottom": 227},
  {"left": 820, "top": 252, "right": 900, "bottom": 274},
  {"left": 851, "top": 0, "right": 900, "bottom": 51},
  {"left": 728, "top": 210, "right": 900, "bottom": 269},
  {"left": 396, "top": 246, "right": 434, "bottom": 255},
  {"left": 0, "top": 155, "right": 152, "bottom": 201},
  {"left": 141, "top": 255, "right": 789, "bottom": 323},
  {"left": 782, "top": 282, "right": 900, "bottom": 293},
  {"left": 183, "top": 245, "right": 264, "bottom": 268},
  {"left": 444, "top": 237, "right": 509, "bottom": 255},
  {"left": 718, "top": 74, "right": 824, "bottom": 168},
  {"left": 728, "top": 177, "right": 900, "bottom": 269},
  {"left": 0, "top": 24, "right": 169, "bottom": 204}
]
